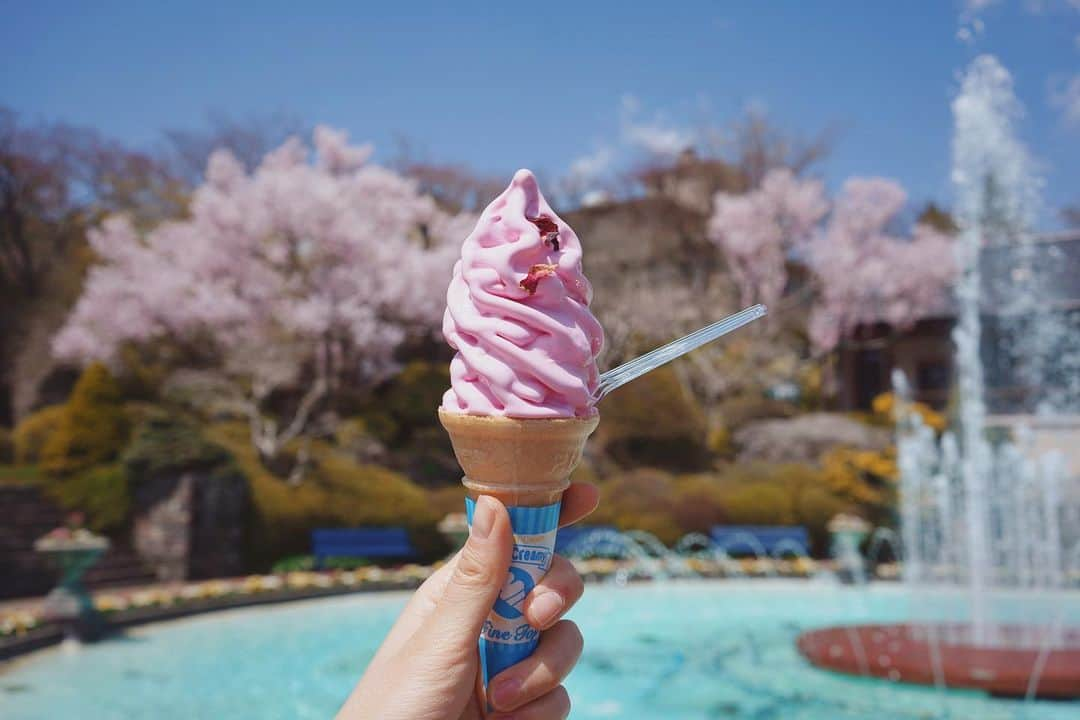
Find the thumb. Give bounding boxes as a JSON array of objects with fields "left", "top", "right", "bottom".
[{"left": 424, "top": 495, "right": 513, "bottom": 652}]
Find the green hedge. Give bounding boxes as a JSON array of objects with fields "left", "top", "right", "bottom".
[
  {"left": 123, "top": 410, "right": 234, "bottom": 482},
  {"left": 716, "top": 393, "right": 798, "bottom": 430},
  {"left": 595, "top": 365, "right": 709, "bottom": 472},
  {"left": 41, "top": 364, "right": 129, "bottom": 476},
  {"left": 590, "top": 469, "right": 683, "bottom": 544},
  {"left": 207, "top": 422, "right": 446, "bottom": 569},
  {"left": 589, "top": 462, "right": 854, "bottom": 556},
  {"left": 12, "top": 405, "right": 67, "bottom": 464},
  {"left": 0, "top": 464, "right": 44, "bottom": 487},
  {"left": 383, "top": 361, "right": 450, "bottom": 431},
  {"left": 50, "top": 463, "right": 129, "bottom": 532}
]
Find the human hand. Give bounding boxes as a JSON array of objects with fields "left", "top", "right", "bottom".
[{"left": 337, "top": 483, "right": 600, "bottom": 720}]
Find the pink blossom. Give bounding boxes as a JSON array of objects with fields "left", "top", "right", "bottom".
[
  {"left": 708, "top": 169, "right": 827, "bottom": 308},
  {"left": 54, "top": 128, "right": 473, "bottom": 457},
  {"left": 707, "top": 172, "right": 956, "bottom": 354},
  {"left": 806, "top": 178, "right": 955, "bottom": 352}
]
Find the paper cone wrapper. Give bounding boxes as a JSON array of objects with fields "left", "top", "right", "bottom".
[{"left": 439, "top": 409, "right": 599, "bottom": 688}]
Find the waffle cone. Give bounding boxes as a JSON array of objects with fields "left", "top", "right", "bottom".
[{"left": 438, "top": 409, "right": 599, "bottom": 507}]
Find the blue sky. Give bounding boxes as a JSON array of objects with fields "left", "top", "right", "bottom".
[{"left": 2, "top": 1, "right": 1078, "bottom": 227}]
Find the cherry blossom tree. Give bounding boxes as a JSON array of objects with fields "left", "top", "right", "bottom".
[
  {"left": 708, "top": 171, "right": 955, "bottom": 354},
  {"left": 54, "top": 126, "right": 474, "bottom": 467},
  {"left": 806, "top": 178, "right": 955, "bottom": 353},
  {"left": 708, "top": 168, "right": 828, "bottom": 309}
]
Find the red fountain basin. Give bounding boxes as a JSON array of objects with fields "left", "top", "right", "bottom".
[{"left": 797, "top": 624, "right": 1080, "bottom": 700}]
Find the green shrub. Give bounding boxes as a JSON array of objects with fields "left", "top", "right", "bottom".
[
  {"left": 709, "top": 461, "right": 853, "bottom": 557},
  {"left": 271, "top": 554, "right": 315, "bottom": 572},
  {"left": 12, "top": 405, "right": 67, "bottom": 464},
  {"left": 591, "top": 469, "right": 683, "bottom": 545},
  {"left": 321, "top": 556, "right": 372, "bottom": 570},
  {"left": 569, "top": 458, "right": 600, "bottom": 487},
  {"left": 271, "top": 554, "right": 372, "bottom": 572},
  {"left": 207, "top": 422, "right": 446, "bottom": 569},
  {"left": 797, "top": 363, "right": 824, "bottom": 410},
  {"left": 0, "top": 464, "right": 44, "bottom": 486},
  {"left": 717, "top": 393, "right": 798, "bottom": 430},
  {"left": 383, "top": 361, "right": 450, "bottom": 429},
  {"left": 596, "top": 365, "right": 709, "bottom": 471},
  {"left": 335, "top": 417, "right": 377, "bottom": 450},
  {"left": 49, "top": 463, "right": 130, "bottom": 532},
  {"left": 706, "top": 423, "right": 733, "bottom": 458},
  {"left": 820, "top": 447, "right": 897, "bottom": 511},
  {"left": 670, "top": 474, "right": 730, "bottom": 535},
  {"left": 346, "top": 411, "right": 400, "bottom": 446},
  {"left": 114, "top": 344, "right": 171, "bottom": 401},
  {"left": 722, "top": 483, "right": 796, "bottom": 526},
  {"left": 428, "top": 484, "right": 467, "bottom": 519},
  {"left": 585, "top": 461, "right": 852, "bottom": 556},
  {"left": 123, "top": 410, "right": 233, "bottom": 482},
  {"left": 41, "top": 364, "right": 129, "bottom": 476},
  {"left": 396, "top": 426, "right": 459, "bottom": 487},
  {"left": 0, "top": 427, "right": 12, "bottom": 464}
]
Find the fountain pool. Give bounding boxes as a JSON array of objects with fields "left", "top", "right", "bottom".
[{"left": 2, "top": 581, "right": 1077, "bottom": 719}]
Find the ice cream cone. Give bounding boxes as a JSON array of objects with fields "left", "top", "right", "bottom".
[
  {"left": 438, "top": 409, "right": 599, "bottom": 506},
  {"left": 438, "top": 408, "right": 598, "bottom": 692},
  {"left": 437, "top": 168, "right": 604, "bottom": 700}
]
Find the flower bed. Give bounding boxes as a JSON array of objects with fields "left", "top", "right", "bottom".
[
  {"left": 2, "top": 557, "right": 911, "bottom": 649},
  {"left": 0, "top": 564, "right": 438, "bottom": 644}
]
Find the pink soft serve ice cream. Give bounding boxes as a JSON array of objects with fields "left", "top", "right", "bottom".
[{"left": 441, "top": 169, "right": 604, "bottom": 418}]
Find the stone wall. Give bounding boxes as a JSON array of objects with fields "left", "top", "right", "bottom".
[
  {"left": 132, "top": 469, "right": 248, "bottom": 582},
  {"left": 0, "top": 486, "right": 67, "bottom": 598},
  {"left": 0, "top": 485, "right": 156, "bottom": 599}
]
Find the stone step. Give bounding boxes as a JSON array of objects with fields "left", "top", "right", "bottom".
[{"left": 84, "top": 546, "right": 158, "bottom": 588}]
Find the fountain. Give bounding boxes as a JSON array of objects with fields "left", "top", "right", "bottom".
[
  {"left": 828, "top": 514, "right": 870, "bottom": 585},
  {"left": 866, "top": 526, "right": 902, "bottom": 580},
  {"left": 560, "top": 528, "right": 819, "bottom": 582},
  {"left": 798, "top": 55, "right": 1080, "bottom": 699},
  {"left": 560, "top": 528, "right": 695, "bottom": 582},
  {"left": 34, "top": 524, "right": 110, "bottom": 642}
]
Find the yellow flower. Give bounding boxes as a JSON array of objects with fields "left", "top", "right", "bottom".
[
  {"left": 94, "top": 594, "right": 129, "bottom": 612},
  {"left": 286, "top": 572, "right": 313, "bottom": 589},
  {"left": 794, "top": 556, "right": 817, "bottom": 575},
  {"left": 131, "top": 590, "right": 158, "bottom": 607},
  {"left": 204, "top": 581, "right": 231, "bottom": 597},
  {"left": 915, "top": 404, "right": 947, "bottom": 432},
  {"left": 872, "top": 392, "right": 895, "bottom": 418}
]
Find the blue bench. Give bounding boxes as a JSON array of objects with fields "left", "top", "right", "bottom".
[
  {"left": 311, "top": 528, "right": 418, "bottom": 567},
  {"left": 709, "top": 525, "right": 809, "bottom": 557},
  {"left": 555, "top": 525, "right": 618, "bottom": 555}
]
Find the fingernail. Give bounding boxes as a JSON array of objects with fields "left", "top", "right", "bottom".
[
  {"left": 530, "top": 591, "right": 564, "bottom": 627},
  {"left": 490, "top": 676, "right": 521, "bottom": 709},
  {"left": 472, "top": 496, "right": 496, "bottom": 539}
]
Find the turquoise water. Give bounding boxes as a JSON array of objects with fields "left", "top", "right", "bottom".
[{"left": 1, "top": 580, "right": 1078, "bottom": 719}]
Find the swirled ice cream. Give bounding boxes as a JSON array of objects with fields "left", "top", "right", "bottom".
[{"left": 441, "top": 169, "right": 604, "bottom": 418}]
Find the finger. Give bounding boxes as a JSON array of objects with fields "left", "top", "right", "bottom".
[
  {"left": 489, "top": 686, "right": 571, "bottom": 720},
  {"left": 487, "top": 620, "right": 583, "bottom": 712},
  {"left": 558, "top": 482, "right": 599, "bottom": 527},
  {"left": 418, "top": 496, "right": 513, "bottom": 657},
  {"left": 520, "top": 555, "right": 584, "bottom": 630}
]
